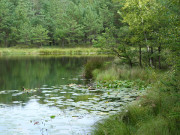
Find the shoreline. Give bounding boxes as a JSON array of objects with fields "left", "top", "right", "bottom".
[{"left": 0, "top": 47, "right": 110, "bottom": 56}]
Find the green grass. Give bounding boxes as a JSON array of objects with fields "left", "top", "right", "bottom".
[
  {"left": 136, "top": 116, "right": 174, "bottom": 135},
  {"left": 93, "top": 67, "right": 119, "bottom": 81},
  {"left": 92, "top": 92, "right": 180, "bottom": 135},
  {"left": 93, "top": 63, "right": 162, "bottom": 85},
  {"left": 92, "top": 117, "right": 131, "bottom": 135},
  {"left": 0, "top": 47, "right": 108, "bottom": 56}
]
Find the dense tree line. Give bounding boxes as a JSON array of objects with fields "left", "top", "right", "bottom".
[
  {"left": 0, "top": 0, "right": 179, "bottom": 68},
  {"left": 0, "top": 0, "right": 115, "bottom": 47}
]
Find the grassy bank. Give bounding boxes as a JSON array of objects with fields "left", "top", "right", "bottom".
[
  {"left": 90, "top": 62, "right": 180, "bottom": 135},
  {"left": 0, "top": 47, "right": 108, "bottom": 56}
]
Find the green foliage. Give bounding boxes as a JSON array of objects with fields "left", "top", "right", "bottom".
[
  {"left": 0, "top": 0, "right": 115, "bottom": 47},
  {"left": 0, "top": 0, "right": 15, "bottom": 47},
  {"left": 31, "top": 25, "right": 49, "bottom": 46},
  {"left": 92, "top": 0, "right": 179, "bottom": 68},
  {"left": 96, "top": 80, "right": 133, "bottom": 88}
]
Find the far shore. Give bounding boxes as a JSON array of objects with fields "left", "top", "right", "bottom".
[{"left": 0, "top": 47, "right": 110, "bottom": 56}]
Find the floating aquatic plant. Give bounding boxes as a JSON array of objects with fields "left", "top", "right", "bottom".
[
  {"left": 95, "top": 80, "right": 148, "bottom": 90},
  {"left": 50, "top": 115, "right": 56, "bottom": 119}
]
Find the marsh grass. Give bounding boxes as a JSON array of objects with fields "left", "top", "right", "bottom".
[
  {"left": 92, "top": 104, "right": 152, "bottom": 135},
  {"left": 93, "top": 63, "right": 161, "bottom": 84},
  {"left": 136, "top": 116, "right": 171, "bottom": 135},
  {"left": 94, "top": 67, "right": 119, "bottom": 81},
  {"left": 92, "top": 115, "right": 131, "bottom": 135},
  {"left": 0, "top": 47, "right": 106, "bottom": 56},
  {"left": 92, "top": 92, "right": 180, "bottom": 135}
]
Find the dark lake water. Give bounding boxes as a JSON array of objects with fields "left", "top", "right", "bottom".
[
  {"left": 0, "top": 56, "right": 144, "bottom": 135},
  {"left": 0, "top": 56, "right": 100, "bottom": 90}
]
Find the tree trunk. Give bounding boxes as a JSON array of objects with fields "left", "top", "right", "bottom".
[
  {"left": 4, "top": 34, "right": 8, "bottom": 47},
  {"left": 128, "top": 57, "right": 133, "bottom": 68},
  {"left": 122, "top": 45, "right": 133, "bottom": 68},
  {"left": 112, "top": 47, "right": 133, "bottom": 68},
  {"left": 144, "top": 32, "right": 153, "bottom": 67},
  {"left": 52, "top": 39, "right": 55, "bottom": 46},
  {"left": 139, "top": 45, "right": 142, "bottom": 67},
  {"left": 62, "top": 39, "right": 64, "bottom": 47},
  {"left": 151, "top": 47, "right": 154, "bottom": 67},
  {"left": 4, "top": 39, "right": 7, "bottom": 47},
  {"left": 112, "top": 48, "right": 122, "bottom": 59},
  {"left": 158, "top": 45, "right": 161, "bottom": 69}
]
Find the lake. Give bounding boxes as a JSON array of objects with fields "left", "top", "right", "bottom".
[{"left": 0, "top": 56, "right": 144, "bottom": 135}]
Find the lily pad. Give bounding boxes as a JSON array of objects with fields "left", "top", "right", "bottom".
[{"left": 50, "top": 115, "right": 56, "bottom": 119}]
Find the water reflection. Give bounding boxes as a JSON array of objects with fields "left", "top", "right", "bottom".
[
  {"left": 0, "top": 56, "right": 81, "bottom": 90},
  {"left": 0, "top": 56, "right": 112, "bottom": 90},
  {"left": 0, "top": 56, "right": 113, "bottom": 135},
  {"left": 0, "top": 56, "right": 145, "bottom": 135}
]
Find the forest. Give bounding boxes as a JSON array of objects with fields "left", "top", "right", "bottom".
[
  {"left": 0, "top": 0, "right": 179, "bottom": 135},
  {"left": 0, "top": 0, "right": 116, "bottom": 47}
]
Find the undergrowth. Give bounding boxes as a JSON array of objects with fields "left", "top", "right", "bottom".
[
  {"left": 92, "top": 64, "right": 160, "bottom": 84},
  {"left": 91, "top": 65, "right": 180, "bottom": 135}
]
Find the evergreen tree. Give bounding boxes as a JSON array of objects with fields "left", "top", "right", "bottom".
[{"left": 0, "top": 0, "right": 14, "bottom": 47}]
